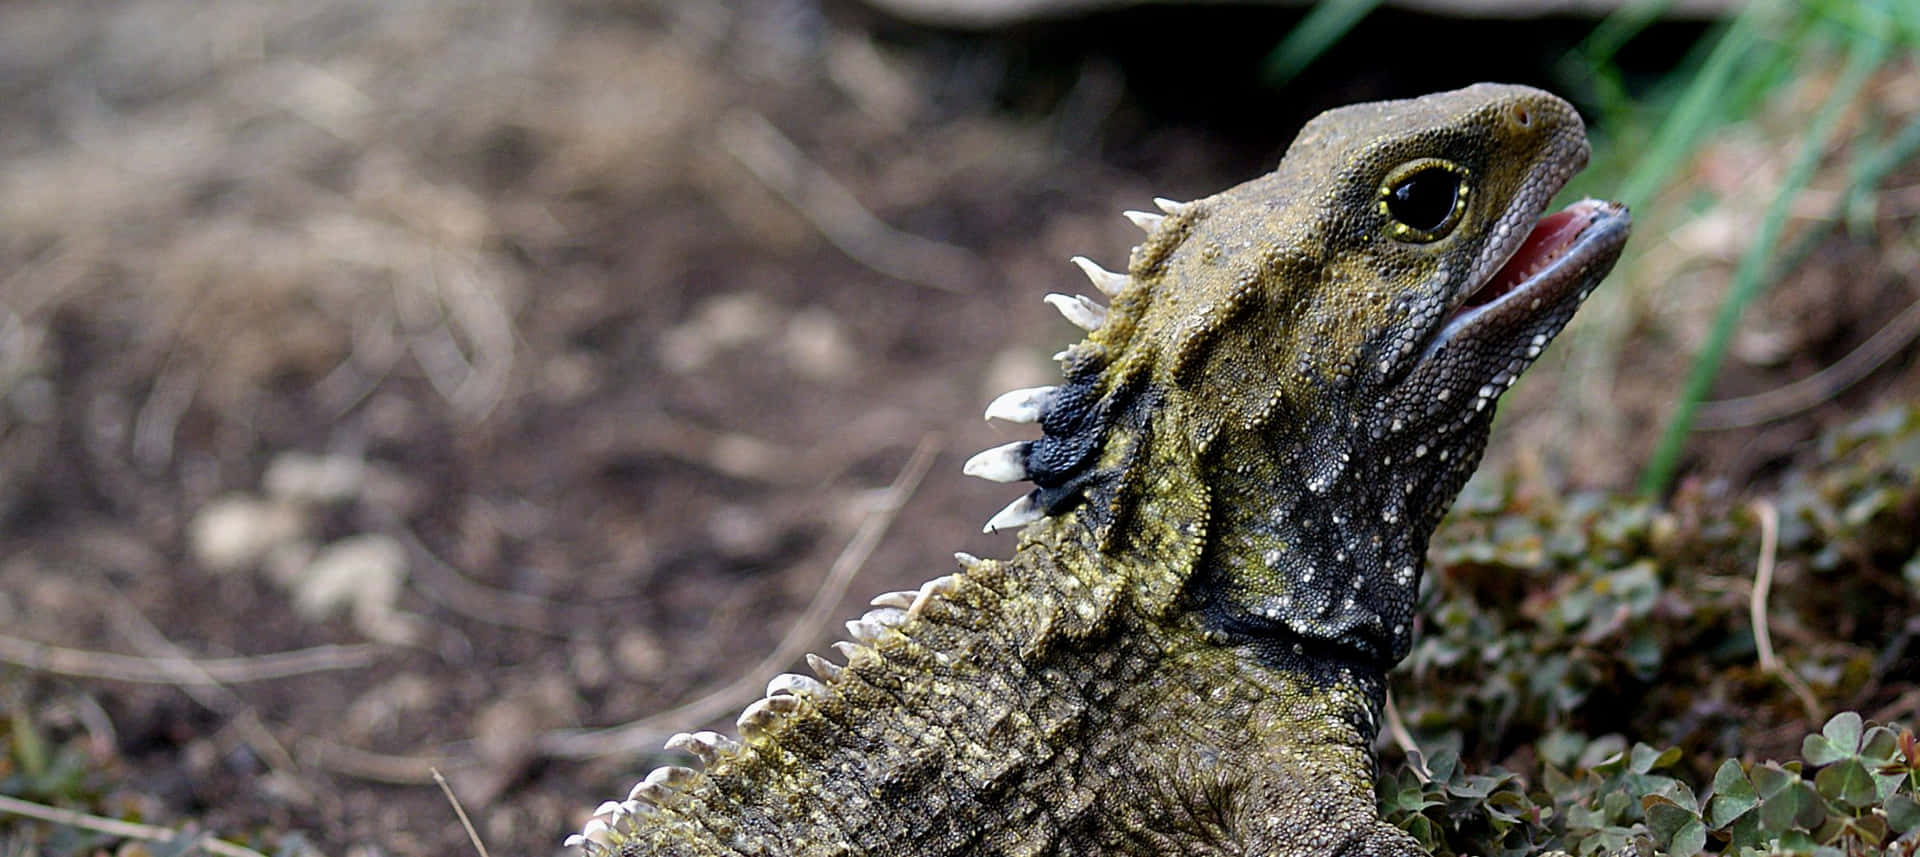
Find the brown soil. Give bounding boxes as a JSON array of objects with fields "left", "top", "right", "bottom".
[{"left": 1, "top": 2, "right": 1914, "bottom": 855}]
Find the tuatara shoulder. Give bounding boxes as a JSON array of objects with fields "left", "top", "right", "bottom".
[{"left": 570, "top": 83, "right": 1630, "bottom": 857}]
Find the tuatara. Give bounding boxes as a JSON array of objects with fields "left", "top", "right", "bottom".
[{"left": 569, "top": 82, "right": 1630, "bottom": 856}]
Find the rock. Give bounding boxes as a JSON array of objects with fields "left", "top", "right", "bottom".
[
  {"left": 290, "top": 533, "right": 422, "bottom": 645},
  {"left": 188, "top": 494, "right": 309, "bottom": 573},
  {"left": 263, "top": 451, "right": 368, "bottom": 504}
]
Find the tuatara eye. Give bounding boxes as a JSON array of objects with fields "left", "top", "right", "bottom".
[{"left": 1380, "top": 160, "right": 1470, "bottom": 242}]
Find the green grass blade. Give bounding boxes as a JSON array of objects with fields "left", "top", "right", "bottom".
[
  {"left": 1261, "top": 0, "right": 1382, "bottom": 86},
  {"left": 1638, "top": 26, "right": 1892, "bottom": 495},
  {"left": 1570, "top": 0, "right": 1676, "bottom": 116},
  {"left": 1614, "top": 1, "right": 1768, "bottom": 211},
  {"left": 1767, "top": 111, "right": 1920, "bottom": 298}
]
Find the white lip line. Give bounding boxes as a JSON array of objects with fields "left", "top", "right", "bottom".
[
  {"left": 1426, "top": 199, "right": 1622, "bottom": 348},
  {"left": 1459, "top": 197, "right": 1604, "bottom": 312}
]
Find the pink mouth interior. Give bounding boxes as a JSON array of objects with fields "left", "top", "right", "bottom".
[{"left": 1459, "top": 207, "right": 1590, "bottom": 312}]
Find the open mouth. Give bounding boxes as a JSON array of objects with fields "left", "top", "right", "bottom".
[{"left": 1439, "top": 197, "right": 1629, "bottom": 336}]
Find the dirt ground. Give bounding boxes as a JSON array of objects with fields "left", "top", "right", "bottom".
[{"left": 1, "top": 2, "right": 1915, "bottom": 856}]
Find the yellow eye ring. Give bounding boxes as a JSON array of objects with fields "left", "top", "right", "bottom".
[{"left": 1379, "top": 159, "right": 1471, "bottom": 243}]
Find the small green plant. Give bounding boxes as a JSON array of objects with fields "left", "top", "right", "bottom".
[
  {"left": 1389, "top": 407, "right": 1920, "bottom": 854},
  {"left": 1384, "top": 713, "right": 1920, "bottom": 856},
  {"left": 2, "top": 705, "right": 98, "bottom": 807}
]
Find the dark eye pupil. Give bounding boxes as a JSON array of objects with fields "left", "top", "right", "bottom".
[{"left": 1387, "top": 168, "right": 1460, "bottom": 232}]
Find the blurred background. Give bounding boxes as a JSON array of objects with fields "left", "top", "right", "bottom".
[{"left": 0, "top": 1, "right": 1915, "bottom": 855}]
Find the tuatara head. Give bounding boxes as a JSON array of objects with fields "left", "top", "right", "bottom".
[{"left": 968, "top": 83, "right": 1629, "bottom": 666}]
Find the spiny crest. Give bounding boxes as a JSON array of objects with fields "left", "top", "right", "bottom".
[
  {"left": 565, "top": 562, "right": 974, "bottom": 855},
  {"left": 571, "top": 198, "right": 1211, "bottom": 854},
  {"left": 967, "top": 195, "right": 1204, "bottom": 535}
]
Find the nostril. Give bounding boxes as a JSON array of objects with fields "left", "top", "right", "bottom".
[{"left": 1511, "top": 104, "right": 1533, "bottom": 127}]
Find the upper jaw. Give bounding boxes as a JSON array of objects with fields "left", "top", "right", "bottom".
[{"left": 1442, "top": 127, "right": 1592, "bottom": 332}]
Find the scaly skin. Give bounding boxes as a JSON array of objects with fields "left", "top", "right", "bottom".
[{"left": 571, "top": 83, "right": 1631, "bottom": 856}]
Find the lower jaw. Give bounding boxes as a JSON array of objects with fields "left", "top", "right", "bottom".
[{"left": 1429, "top": 198, "right": 1629, "bottom": 356}]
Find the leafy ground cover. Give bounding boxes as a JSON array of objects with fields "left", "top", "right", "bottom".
[{"left": 1390, "top": 405, "right": 1920, "bottom": 855}]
